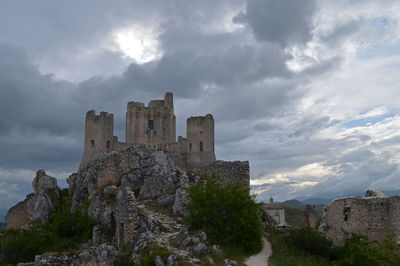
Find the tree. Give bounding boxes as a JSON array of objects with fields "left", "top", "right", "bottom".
[{"left": 185, "top": 176, "right": 263, "bottom": 254}]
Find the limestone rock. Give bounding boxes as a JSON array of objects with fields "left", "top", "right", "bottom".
[
  {"left": 167, "top": 255, "right": 179, "bottom": 266},
  {"left": 365, "top": 189, "right": 387, "bottom": 197},
  {"left": 194, "top": 242, "right": 208, "bottom": 255},
  {"left": 32, "top": 170, "right": 58, "bottom": 193},
  {"left": 200, "top": 231, "right": 207, "bottom": 241},
  {"left": 155, "top": 255, "right": 165, "bottom": 266},
  {"left": 173, "top": 188, "right": 189, "bottom": 216},
  {"left": 6, "top": 170, "right": 60, "bottom": 229},
  {"left": 224, "top": 258, "right": 238, "bottom": 266}
]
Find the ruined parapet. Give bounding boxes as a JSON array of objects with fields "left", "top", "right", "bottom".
[
  {"left": 196, "top": 160, "right": 250, "bottom": 188},
  {"left": 126, "top": 92, "right": 176, "bottom": 145},
  {"left": 6, "top": 170, "right": 60, "bottom": 229},
  {"left": 80, "top": 110, "right": 114, "bottom": 167},
  {"left": 186, "top": 114, "right": 216, "bottom": 167},
  {"left": 304, "top": 204, "right": 318, "bottom": 228},
  {"left": 319, "top": 191, "right": 400, "bottom": 246}
]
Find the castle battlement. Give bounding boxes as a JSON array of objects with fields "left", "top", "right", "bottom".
[{"left": 80, "top": 92, "right": 216, "bottom": 168}]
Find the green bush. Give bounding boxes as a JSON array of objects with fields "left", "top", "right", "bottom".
[
  {"left": 185, "top": 176, "right": 263, "bottom": 254},
  {"left": 266, "top": 225, "right": 400, "bottom": 266},
  {"left": 287, "top": 227, "right": 339, "bottom": 260},
  {"left": 1, "top": 191, "right": 96, "bottom": 264},
  {"left": 139, "top": 246, "right": 170, "bottom": 266},
  {"left": 336, "top": 234, "right": 400, "bottom": 266}
]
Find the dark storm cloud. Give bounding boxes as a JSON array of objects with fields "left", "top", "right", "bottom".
[
  {"left": 238, "top": 0, "right": 317, "bottom": 46},
  {"left": 1, "top": 0, "right": 398, "bottom": 210}
]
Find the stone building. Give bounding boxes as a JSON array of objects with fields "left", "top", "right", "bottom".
[
  {"left": 263, "top": 197, "right": 286, "bottom": 225},
  {"left": 319, "top": 190, "right": 400, "bottom": 246}
]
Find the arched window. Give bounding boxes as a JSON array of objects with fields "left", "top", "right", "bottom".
[
  {"left": 200, "top": 141, "right": 203, "bottom": 152},
  {"left": 90, "top": 140, "right": 95, "bottom": 147}
]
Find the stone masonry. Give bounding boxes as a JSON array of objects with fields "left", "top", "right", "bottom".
[
  {"left": 319, "top": 190, "right": 400, "bottom": 246},
  {"left": 79, "top": 92, "right": 249, "bottom": 184}
]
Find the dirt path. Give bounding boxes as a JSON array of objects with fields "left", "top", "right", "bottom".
[{"left": 244, "top": 237, "right": 272, "bottom": 266}]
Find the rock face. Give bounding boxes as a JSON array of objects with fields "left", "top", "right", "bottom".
[
  {"left": 319, "top": 191, "right": 400, "bottom": 245},
  {"left": 6, "top": 170, "right": 60, "bottom": 229}
]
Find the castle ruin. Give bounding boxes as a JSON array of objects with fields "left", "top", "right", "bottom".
[{"left": 80, "top": 92, "right": 231, "bottom": 176}]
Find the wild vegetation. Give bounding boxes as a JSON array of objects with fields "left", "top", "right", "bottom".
[
  {"left": 0, "top": 189, "right": 96, "bottom": 264},
  {"left": 267, "top": 225, "right": 400, "bottom": 266},
  {"left": 185, "top": 176, "right": 263, "bottom": 255}
]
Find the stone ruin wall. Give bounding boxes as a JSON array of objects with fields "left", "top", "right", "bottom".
[
  {"left": 193, "top": 160, "right": 250, "bottom": 188},
  {"left": 319, "top": 194, "right": 400, "bottom": 245},
  {"left": 5, "top": 197, "right": 31, "bottom": 229}
]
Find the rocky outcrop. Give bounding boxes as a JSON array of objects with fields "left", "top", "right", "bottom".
[
  {"left": 17, "top": 244, "right": 117, "bottom": 266},
  {"left": 14, "top": 146, "right": 250, "bottom": 264},
  {"left": 319, "top": 190, "right": 400, "bottom": 245},
  {"left": 6, "top": 170, "right": 60, "bottom": 229}
]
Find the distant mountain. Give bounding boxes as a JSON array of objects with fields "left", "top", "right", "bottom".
[
  {"left": 283, "top": 206, "right": 306, "bottom": 228},
  {"left": 0, "top": 209, "right": 7, "bottom": 222},
  {"left": 279, "top": 199, "right": 325, "bottom": 216},
  {"left": 280, "top": 199, "right": 306, "bottom": 210},
  {"left": 302, "top": 198, "right": 333, "bottom": 205}
]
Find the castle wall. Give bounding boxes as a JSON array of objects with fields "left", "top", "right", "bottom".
[
  {"left": 319, "top": 194, "right": 400, "bottom": 245},
  {"left": 195, "top": 160, "right": 250, "bottom": 188},
  {"left": 126, "top": 92, "right": 176, "bottom": 145},
  {"left": 186, "top": 114, "right": 216, "bottom": 167}
]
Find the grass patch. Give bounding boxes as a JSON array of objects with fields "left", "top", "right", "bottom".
[
  {"left": 139, "top": 246, "right": 170, "bottom": 266},
  {"left": 267, "top": 226, "right": 332, "bottom": 266},
  {"left": 266, "top": 225, "right": 400, "bottom": 266}
]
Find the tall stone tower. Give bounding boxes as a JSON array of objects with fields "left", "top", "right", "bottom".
[
  {"left": 80, "top": 110, "right": 114, "bottom": 166},
  {"left": 186, "top": 114, "right": 216, "bottom": 166},
  {"left": 126, "top": 92, "right": 176, "bottom": 145}
]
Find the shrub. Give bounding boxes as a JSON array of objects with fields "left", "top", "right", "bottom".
[
  {"left": 185, "top": 176, "right": 263, "bottom": 254},
  {"left": 287, "top": 227, "right": 339, "bottom": 260},
  {"left": 1, "top": 193, "right": 96, "bottom": 264},
  {"left": 336, "top": 234, "right": 400, "bottom": 266}
]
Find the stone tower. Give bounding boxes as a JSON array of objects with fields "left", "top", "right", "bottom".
[
  {"left": 186, "top": 114, "right": 216, "bottom": 166},
  {"left": 126, "top": 92, "right": 176, "bottom": 145},
  {"left": 80, "top": 110, "right": 114, "bottom": 167}
]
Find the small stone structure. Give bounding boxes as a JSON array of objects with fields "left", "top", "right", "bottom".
[
  {"left": 263, "top": 197, "right": 286, "bottom": 225},
  {"left": 6, "top": 170, "right": 60, "bottom": 229},
  {"left": 319, "top": 190, "right": 400, "bottom": 246}
]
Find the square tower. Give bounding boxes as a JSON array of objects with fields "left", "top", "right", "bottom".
[{"left": 126, "top": 92, "right": 176, "bottom": 145}]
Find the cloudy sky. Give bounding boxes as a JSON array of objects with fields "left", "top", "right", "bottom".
[{"left": 1, "top": 0, "right": 400, "bottom": 209}]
